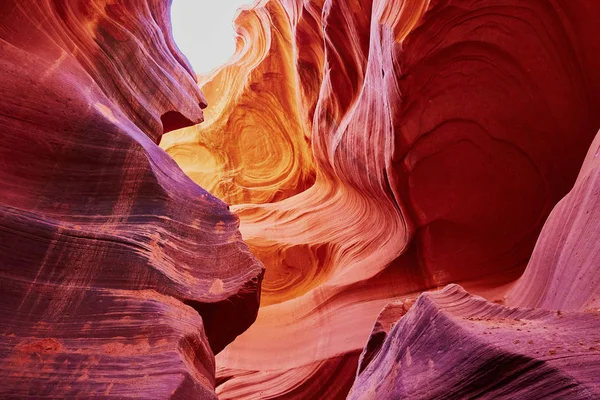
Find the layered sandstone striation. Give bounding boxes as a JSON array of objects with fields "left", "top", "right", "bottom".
[
  {"left": 0, "top": 0, "right": 263, "bottom": 397},
  {"left": 162, "top": 0, "right": 600, "bottom": 398},
  {"left": 2, "top": 0, "right": 600, "bottom": 398},
  {"left": 350, "top": 131, "right": 600, "bottom": 397},
  {"left": 349, "top": 284, "right": 600, "bottom": 399}
]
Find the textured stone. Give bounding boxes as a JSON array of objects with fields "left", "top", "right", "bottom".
[
  {"left": 350, "top": 128, "right": 600, "bottom": 399},
  {"left": 506, "top": 130, "right": 600, "bottom": 312},
  {"left": 0, "top": 0, "right": 263, "bottom": 397},
  {"left": 3, "top": 0, "right": 600, "bottom": 398},
  {"left": 162, "top": 0, "right": 600, "bottom": 397},
  {"left": 349, "top": 284, "right": 600, "bottom": 399}
]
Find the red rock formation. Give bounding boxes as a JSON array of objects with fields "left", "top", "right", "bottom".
[
  {"left": 162, "top": 0, "right": 600, "bottom": 398},
  {"left": 0, "top": 0, "right": 263, "bottom": 397},
  {"left": 3, "top": 0, "right": 600, "bottom": 397},
  {"left": 350, "top": 129, "right": 600, "bottom": 398},
  {"left": 349, "top": 284, "right": 600, "bottom": 399}
]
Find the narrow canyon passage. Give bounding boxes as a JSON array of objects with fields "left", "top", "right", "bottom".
[
  {"left": 1, "top": 0, "right": 599, "bottom": 399},
  {"left": 162, "top": 0, "right": 600, "bottom": 398}
]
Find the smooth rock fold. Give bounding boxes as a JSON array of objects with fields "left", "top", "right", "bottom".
[{"left": 0, "top": 0, "right": 264, "bottom": 397}]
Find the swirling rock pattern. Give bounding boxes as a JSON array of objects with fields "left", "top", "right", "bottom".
[
  {"left": 348, "top": 284, "right": 600, "bottom": 399},
  {"left": 0, "top": 0, "right": 263, "bottom": 397},
  {"left": 162, "top": 0, "right": 600, "bottom": 398},
  {"left": 349, "top": 129, "right": 600, "bottom": 400}
]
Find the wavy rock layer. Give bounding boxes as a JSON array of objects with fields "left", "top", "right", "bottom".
[
  {"left": 163, "top": 0, "right": 600, "bottom": 398},
  {"left": 0, "top": 0, "right": 263, "bottom": 397},
  {"left": 348, "top": 284, "right": 600, "bottom": 399},
  {"left": 350, "top": 129, "right": 600, "bottom": 398}
]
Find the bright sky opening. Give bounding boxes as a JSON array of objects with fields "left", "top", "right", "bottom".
[{"left": 170, "top": 0, "right": 254, "bottom": 75}]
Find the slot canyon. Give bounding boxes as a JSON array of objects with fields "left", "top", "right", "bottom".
[{"left": 1, "top": 0, "right": 599, "bottom": 399}]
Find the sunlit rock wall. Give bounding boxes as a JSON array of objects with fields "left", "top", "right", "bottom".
[
  {"left": 0, "top": 0, "right": 263, "bottom": 397},
  {"left": 162, "top": 0, "right": 600, "bottom": 398}
]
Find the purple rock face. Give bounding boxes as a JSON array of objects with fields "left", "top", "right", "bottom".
[
  {"left": 349, "top": 284, "right": 600, "bottom": 400},
  {"left": 0, "top": 0, "right": 263, "bottom": 397}
]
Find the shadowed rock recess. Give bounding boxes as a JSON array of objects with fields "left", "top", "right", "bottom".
[{"left": 1, "top": 0, "right": 600, "bottom": 399}]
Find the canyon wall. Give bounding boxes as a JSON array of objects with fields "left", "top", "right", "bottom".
[
  {"left": 348, "top": 128, "right": 600, "bottom": 398},
  {"left": 162, "top": 0, "right": 600, "bottom": 398},
  {"left": 0, "top": 0, "right": 263, "bottom": 397},
  {"left": 1, "top": 0, "right": 599, "bottom": 398},
  {"left": 506, "top": 130, "right": 600, "bottom": 313}
]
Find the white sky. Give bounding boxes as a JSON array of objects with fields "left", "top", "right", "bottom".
[{"left": 170, "top": 0, "right": 254, "bottom": 74}]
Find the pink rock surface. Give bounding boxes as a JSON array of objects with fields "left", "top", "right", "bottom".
[
  {"left": 506, "top": 130, "right": 600, "bottom": 312},
  {"left": 349, "top": 127, "right": 600, "bottom": 399},
  {"left": 349, "top": 284, "right": 600, "bottom": 399}
]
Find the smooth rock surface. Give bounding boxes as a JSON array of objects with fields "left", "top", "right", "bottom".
[
  {"left": 2, "top": 0, "right": 599, "bottom": 398},
  {"left": 348, "top": 284, "right": 600, "bottom": 399},
  {"left": 0, "top": 0, "right": 263, "bottom": 397},
  {"left": 506, "top": 130, "right": 600, "bottom": 312}
]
